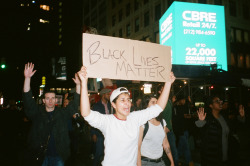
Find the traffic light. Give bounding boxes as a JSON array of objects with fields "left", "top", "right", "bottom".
[
  {"left": 1, "top": 58, "right": 6, "bottom": 69},
  {"left": 1, "top": 64, "right": 6, "bottom": 69}
]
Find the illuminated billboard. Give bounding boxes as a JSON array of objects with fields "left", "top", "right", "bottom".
[{"left": 160, "top": 1, "right": 227, "bottom": 71}]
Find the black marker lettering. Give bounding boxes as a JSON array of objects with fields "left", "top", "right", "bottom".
[{"left": 87, "top": 41, "right": 101, "bottom": 65}]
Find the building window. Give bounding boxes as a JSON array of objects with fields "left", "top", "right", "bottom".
[
  {"left": 126, "top": 24, "right": 131, "bottom": 37},
  {"left": 119, "top": 9, "right": 123, "bottom": 22},
  {"left": 214, "top": 0, "right": 222, "bottom": 5},
  {"left": 237, "top": 54, "right": 244, "bottom": 68},
  {"left": 155, "top": 4, "right": 161, "bottom": 21},
  {"left": 126, "top": 3, "right": 130, "bottom": 17},
  {"left": 229, "top": 0, "right": 237, "bottom": 17},
  {"left": 134, "top": 0, "right": 139, "bottom": 11},
  {"left": 243, "top": 4, "right": 249, "bottom": 19},
  {"left": 198, "top": 0, "right": 207, "bottom": 4},
  {"left": 246, "top": 55, "right": 250, "bottom": 68},
  {"left": 135, "top": 18, "right": 139, "bottom": 32},
  {"left": 231, "top": 53, "right": 236, "bottom": 66},
  {"left": 40, "top": 4, "right": 50, "bottom": 11},
  {"left": 236, "top": 29, "right": 242, "bottom": 42},
  {"left": 112, "top": 15, "right": 116, "bottom": 26},
  {"left": 230, "top": 28, "right": 235, "bottom": 42},
  {"left": 119, "top": 28, "right": 123, "bottom": 37},
  {"left": 144, "top": 11, "right": 149, "bottom": 27}
]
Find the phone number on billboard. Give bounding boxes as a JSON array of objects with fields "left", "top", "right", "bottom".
[{"left": 184, "top": 29, "right": 215, "bottom": 35}]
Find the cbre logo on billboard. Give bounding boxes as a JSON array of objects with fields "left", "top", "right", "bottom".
[{"left": 160, "top": 1, "right": 227, "bottom": 71}]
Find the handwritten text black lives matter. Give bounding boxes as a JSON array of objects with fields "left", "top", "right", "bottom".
[{"left": 86, "top": 41, "right": 166, "bottom": 79}]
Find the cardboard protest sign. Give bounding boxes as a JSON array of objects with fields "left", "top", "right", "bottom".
[{"left": 82, "top": 33, "right": 172, "bottom": 82}]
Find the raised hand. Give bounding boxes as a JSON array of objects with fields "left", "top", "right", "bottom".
[
  {"left": 197, "top": 107, "right": 206, "bottom": 121},
  {"left": 77, "top": 66, "right": 88, "bottom": 82},
  {"left": 24, "top": 62, "right": 36, "bottom": 78},
  {"left": 168, "top": 72, "right": 176, "bottom": 84},
  {"left": 72, "top": 73, "right": 81, "bottom": 85}
]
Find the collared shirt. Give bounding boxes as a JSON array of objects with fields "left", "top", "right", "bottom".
[{"left": 102, "top": 100, "right": 110, "bottom": 114}]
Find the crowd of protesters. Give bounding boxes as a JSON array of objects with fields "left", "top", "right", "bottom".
[{"left": 0, "top": 63, "right": 249, "bottom": 166}]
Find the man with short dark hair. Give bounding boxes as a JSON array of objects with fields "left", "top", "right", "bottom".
[{"left": 22, "top": 62, "right": 80, "bottom": 166}]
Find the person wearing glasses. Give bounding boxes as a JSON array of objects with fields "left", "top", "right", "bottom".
[
  {"left": 195, "top": 95, "right": 245, "bottom": 166},
  {"left": 77, "top": 66, "right": 175, "bottom": 166}
]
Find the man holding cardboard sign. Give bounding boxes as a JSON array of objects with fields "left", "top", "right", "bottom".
[{"left": 79, "top": 33, "right": 174, "bottom": 166}]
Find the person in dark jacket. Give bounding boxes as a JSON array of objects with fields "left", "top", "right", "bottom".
[
  {"left": 22, "top": 62, "right": 80, "bottom": 166},
  {"left": 196, "top": 95, "right": 245, "bottom": 166},
  {"left": 91, "top": 88, "right": 111, "bottom": 166}
]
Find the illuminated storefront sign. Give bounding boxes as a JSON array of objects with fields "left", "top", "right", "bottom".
[{"left": 160, "top": 1, "right": 227, "bottom": 71}]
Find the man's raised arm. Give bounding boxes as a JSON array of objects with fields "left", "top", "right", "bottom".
[
  {"left": 23, "top": 63, "right": 36, "bottom": 92},
  {"left": 78, "top": 66, "right": 91, "bottom": 117}
]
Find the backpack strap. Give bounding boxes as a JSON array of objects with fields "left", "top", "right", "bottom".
[
  {"left": 160, "top": 119, "right": 164, "bottom": 129},
  {"left": 143, "top": 121, "right": 149, "bottom": 140}
]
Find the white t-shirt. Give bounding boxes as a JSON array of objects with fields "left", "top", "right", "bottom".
[
  {"left": 84, "top": 104, "right": 163, "bottom": 166},
  {"left": 141, "top": 120, "right": 167, "bottom": 159}
]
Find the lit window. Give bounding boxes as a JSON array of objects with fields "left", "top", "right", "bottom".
[
  {"left": 59, "top": 2, "right": 63, "bottom": 6},
  {"left": 59, "top": 15, "right": 62, "bottom": 19},
  {"left": 59, "top": 21, "right": 62, "bottom": 26},
  {"left": 21, "top": 4, "right": 24, "bottom": 6},
  {"left": 59, "top": 28, "right": 62, "bottom": 32},
  {"left": 27, "top": 27, "right": 31, "bottom": 31},
  {"left": 27, "top": 4, "right": 30, "bottom": 6},
  {"left": 40, "top": 5, "right": 50, "bottom": 11},
  {"left": 237, "top": 54, "right": 244, "bottom": 68},
  {"left": 39, "top": 19, "right": 49, "bottom": 23},
  {"left": 59, "top": 41, "right": 62, "bottom": 46},
  {"left": 59, "top": 34, "right": 62, "bottom": 39}
]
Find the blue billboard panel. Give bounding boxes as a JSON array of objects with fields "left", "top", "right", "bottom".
[{"left": 160, "top": 1, "right": 227, "bottom": 71}]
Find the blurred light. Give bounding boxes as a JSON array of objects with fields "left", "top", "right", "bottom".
[
  {"left": 210, "top": 85, "right": 214, "bottom": 89},
  {"left": 97, "top": 78, "right": 102, "bottom": 82},
  {"left": 200, "top": 86, "right": 203, "bottom": 90},
  {"left": 143, "top": 84, "right": 152, "bottom": 94},
  {"left": 40, "top": 5, "right": 50, "bottom": 11},
  {"left": 0, "top": 97, "right": 3, "bottom": 105},
  {"left": 32, "top": 1, "right": 35, "bottom": 3},
  {"left": 39, "top": 19, "right": 49, "bottom": 23},
  {"left": 1, "top": 64, "right": 6, "bottom": 69},
  {"left": 21, "top": 4, "right": 24, "bottom": 6},
  {"left": 184, "top": 80, "right": 187, "bottom": 84},
  {"left": 225, "top": 87, "right": 229, "bottom": 91}
]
